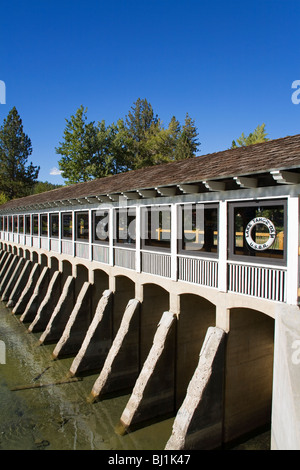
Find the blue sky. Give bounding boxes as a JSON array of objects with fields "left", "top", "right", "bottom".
[{"left": 0, "top": 0, "right": 299, "bottom": 185}]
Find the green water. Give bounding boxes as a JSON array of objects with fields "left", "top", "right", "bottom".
[
  {"left": 0, "top": 302, "right": 174, "bottom": 451},
  {"left": 0, "top": 302, "right": 270, "bottom": 451}
]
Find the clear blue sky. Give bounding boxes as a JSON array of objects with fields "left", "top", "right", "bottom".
[{"left": 0, "top": 0, "right": 299, "bottom": 185}]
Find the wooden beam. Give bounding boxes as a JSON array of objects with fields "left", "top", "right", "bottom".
[
  {"left": 202, "top": 180, "right": 226, "bottom": 191},
  {"left": 138, "top": 189, "right": 157, "bottom": 198},
  {"left": 122, "top": 191, "right": 141, "bottom": 200},
  {"left": 178, "top": 184, "right": 200, "bottom": 194},
  {"left": 271, "top": 170, "right": 300, "bottom": 184},
  {"left": 234, "top": 176, "right": 258, "bottom": 188},
  {"left": 156, "top": 186, "right": 177, "bottom": 196}
]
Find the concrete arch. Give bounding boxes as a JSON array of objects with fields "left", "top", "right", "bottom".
[
  {"left": 223, "top": 307, "right": 275, "bottom": 446},
  {"left": 176, "top": 293, "right": 216, "bottom": 409},
  {"left": 113, "top": 275, "right": 136, "bottom": 336},
  {"left": 31, "top": 250, "right": 39, "bottom": 263},
  {"left": 91, "top": 268, "right": 109, "bottom": 315},
  {"left": 49, "top": 255, "right": 59, "bottom": 271},
  {"left": 140, "top": 283, "right": 170, "bottom": 366}
]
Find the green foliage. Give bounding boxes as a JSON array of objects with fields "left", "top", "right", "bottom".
[
  {"left": 0, "top": 107, "right": 40, "bottom": 199},
  {"left": 0, "top": 192, "right": 9, "bottom": 205},
  {"left": 56, "top": 99, "right": 201, "bottom": 184},
  {"left": 32, "top": 181, "right": 63, "bottom": 194},
  {"left": 56, "top": 105, "right": 99, "bottom": 184},
  {"left": 231, "top": 123, "right": 269, "bottom": 148}
]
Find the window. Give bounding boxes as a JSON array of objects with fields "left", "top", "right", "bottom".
[
  {"left": 93, "top": 210, "right": 109, "bottom": 244},
  {"left": 229, "top": 200, "right": 286, "bottom": 264},
  {"left": 50, "top": 213, "right": 59, "bottom": 238},
  {"left": 40, "top": 214, "right": 48, "bottom": 236},
  {"left": 76, "top": 212, "right": 89, "bottom": 241},
  {"left": 142, "top": 205, "right": 171, "bottom": 251},
  {"left": 19, "top": 215, "right": 24, "bottom": 234},
  {"left": 13, "top": 215, "right": 18, "bottom": 233},
  {"left": 114, "top": 208, "right": 136, "bottom": 246},
  {"left": 178, "top": 203, "right": 218, "bottom": 255},
  {"left": 25, "top": 215, "right": 31, "bottom": 235},
  {"left": 8, "top": 216, "right": 12, "bottom": 232},
  {"left": 62, "top": 212, "right": 72, "bottom": 239},
  {"left": 32, "top": 215, "right": 39, "bottom": 236}
]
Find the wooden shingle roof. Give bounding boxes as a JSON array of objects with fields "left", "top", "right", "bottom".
[{"left": 1, "top": 133, "right": 300, "bottom": 211}]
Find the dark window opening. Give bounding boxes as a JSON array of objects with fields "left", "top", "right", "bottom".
[
  {"left": 115, "top": 208, "right": 136, "bottom": 246},
  {"left": 178, "top": 204, "right": 218, "bottom": 255},
  {"left": 142, "top": 206, "right": 171, "bottom": 251},
  {"left": 76, "top": 212, "right": 89, "bottom": 241},
  {"left": 93, "top": 210, "right": 109, "bottom": 244},
  {"left": 62, "top": 212, "right": 72, "bottom": 239}
]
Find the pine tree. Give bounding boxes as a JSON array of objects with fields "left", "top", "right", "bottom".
[
  {"left": 56, "top": 105, "right": 99, "bottom": 184},
  {"left": 231, "top": 123, "right": 269, "bottom": 148},
  {"left": 0, "top": 107, "right": 39, "bottom": 199},
  {"left": 174, "top": 113, "right": 200, "bottom": 160}
]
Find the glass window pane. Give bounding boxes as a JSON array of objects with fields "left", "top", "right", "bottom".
[
  {"left": 32, "top": 215, "right": 39, "bottom": 235},
  {"left": 62, "top": 213, "right": 72, "bottom": 239},
  {"left": 233, "top": 203, "right": 285, "bottom": 260},
  {"left": 19, "top": 215, "right": 24, "bottom": 234},
  {"left": 115, "top": 208, "right": 136, "bottom": 245},
  {"left": 142, "top": 206, "right": 171, "bottom": 250},
  {"left": 25, "top": 215, "right": 31, "bottom": 234},
  {"left": 76, "top": 212, "right": 89, "bottom": 241},
  {"left": 40, "top": 215, "right": 48, "bottom": 236},
  {"left": 93, "top": 210, "right": 109, "bottom": 243},
  {"left": 180, "top": 204, "right": 218, "bottom": 254},
  {"left": 50, "top": 214, "right": 59, "bottom": 238},
  {"left": 13, "top": 215, "right": 18, "bottom": 233}
]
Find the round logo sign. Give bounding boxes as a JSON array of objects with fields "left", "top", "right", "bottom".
[{"left": 245, "top": 217, "right": 276, "bottom": 251}]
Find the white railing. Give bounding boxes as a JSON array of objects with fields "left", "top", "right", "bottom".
[
  {"left": 114, "top": 247, "right": 136, "bottom": 270},
  {"left": 228, "top": 262, "right": 286, "bottom": 302},
  {"left": 75, "top": 242, "right": 89, "bottom": 259},
  {"left": 61, "top": 240, "right": 73, "bottom": 255},
  {"left": 1, "top": 230, "right": 290, "bottom": 303},
  {"left": 141, "top": 250, "right": 171, "bottom": 278},
  {"left": 92, "top": 244, "right": 109, "bottom": 264},
  {"left": 50, "top": 238, "right": 59, "bottom": 252},
  {"left": 178, "top": 255, "right": 218, "bottom": 288}
]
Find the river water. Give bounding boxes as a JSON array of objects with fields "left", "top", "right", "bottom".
[
  {"left": 0, "top": 302, "right": 270, "bottom": 451},
  {"left": 0, "top": 302, "right": 174, "bottom": 451}
]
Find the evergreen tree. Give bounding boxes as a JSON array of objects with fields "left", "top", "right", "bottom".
[
  {"left": 231, "top": 123, "right": 269, "bottom": 148},
  {"left": 174, "top": 113, "right": 200, "bottom": 160},
  {"left": 0, "top": 107, "right": 39, "bottom": 199},
  {"left": 125, "top": 98, "right": 160, "bottom": 169},
  {"left": 56, "top": 105, "right": 99, "bottom": 184}
]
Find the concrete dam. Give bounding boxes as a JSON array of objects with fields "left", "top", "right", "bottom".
[{"left": 1, "top": 134, "right": 300, "bottom": 450}]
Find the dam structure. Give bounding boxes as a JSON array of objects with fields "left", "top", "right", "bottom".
[{"left": 0, "top": 134, "right": 300, "bottom": 450}]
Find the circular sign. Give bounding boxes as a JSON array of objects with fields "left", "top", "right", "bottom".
[{"left": 245, "top": 217, "right": 276, "bottom": 251}]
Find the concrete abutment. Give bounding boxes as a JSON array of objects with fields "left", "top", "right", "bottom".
[{"left": 0, "top": 245, "right": 284, "bottom": 449}]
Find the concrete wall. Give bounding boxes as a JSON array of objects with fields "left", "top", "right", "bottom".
[
  {"left": 271, "top": 304, "right": 300, "bottom": 450},
  {"left": 223, "top": 307, "right": 275, "bottom": 445}
]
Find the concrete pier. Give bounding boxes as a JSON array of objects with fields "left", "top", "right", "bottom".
[
  {"left": 12, "top": 263, "right": 41, "bottom": 315},
  {"left": 69, "top": 290, "right": 113, "bottom": 376},
  {"left": 52, "top": 281, "right": 92, "bottom": 358},
  {"left": 39, "top": 276, "right": 75, "bottom": 344},
  {"left": 28, "top": 270, "right": 62, "bottom": 332},
  {"left": 90, "top": 298, "right": 140, "bottom": 401},
  {"left": 20, "top": 266, "right": 50, "bottom": 323},
  {"left": 165, "top": 327, "right": 226, "bottom": 450},
  {"left": 6, "top": 259, "right": 32, "bottom": 308},
  {"left": 1, "top": 256, "right": 25, "bottom": 302},
  {"left": 118, "top": 311, "right": 176, "bottom": 433}
]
